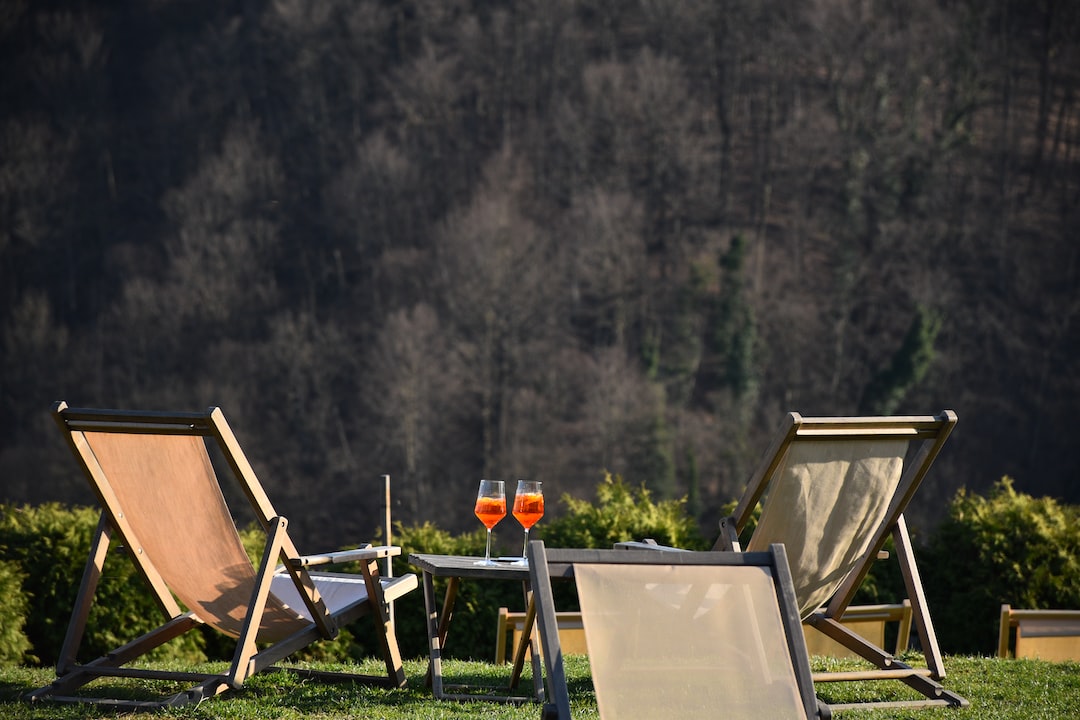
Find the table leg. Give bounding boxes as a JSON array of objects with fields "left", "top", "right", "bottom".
[
  {"left": 421, "top": 571, "right": 440, "bottom": 694},
  {"left": 423, "top": 572, "right": 460, "bottom": 698},
  {"left": 412, "top": 559, "right": 543, "bottom": 703}
]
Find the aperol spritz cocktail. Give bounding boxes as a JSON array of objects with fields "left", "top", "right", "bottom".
[
  {"left": 511, "top": 480, "right": 543, "bottom": 564},
  {"left": 474, "top": 479, "right": 506, "bottom": 566}
]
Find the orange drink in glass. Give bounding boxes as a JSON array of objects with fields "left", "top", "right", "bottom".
[
  {"left": 474, "top": 479, "right": 506, "bottom": 565},
  {"left": 511, "top": 480, "right": 543, "bottom": 564},
  {"left": 513, "top": 491, "right": 544, "bottom": 530},
  {"left": 475, "top": 495, "right": 507, "bottom": 530}
]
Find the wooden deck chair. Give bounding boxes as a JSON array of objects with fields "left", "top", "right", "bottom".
[
  {"left": 998, "top": 605, "right": 1080, "bottom": 661},
  {"left": 802, "top": 601, "right": 913, "bottom": 660},
  {"left": 26, "top": 402, "right": 418, "bottom": 710},
  {"left": 715, "top": 410, "right": 967, "bottom": 710},
  {"left": 495, "top": 607, "right": 587, "bottom": 664},
  {"left": 528, "top": 540, "right": 831, "bottom": 720}
]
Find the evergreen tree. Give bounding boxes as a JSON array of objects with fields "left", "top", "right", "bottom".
[
  {"left": 705, "top": 234, "right": 759, "bottom": 402},
  {"left": 859, "top": 306, "right": 942, "bottom": 415}
]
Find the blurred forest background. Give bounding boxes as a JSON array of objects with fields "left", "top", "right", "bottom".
[{"left": 2, "top": 0, "right": 1078, "bottom": 549}]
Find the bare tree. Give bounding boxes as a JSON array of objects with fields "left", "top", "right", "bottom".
[
  {"left": 435, "top": 147, "right": 567, "bottom": 481},
  {"left": 576, "top": 347, "right": 674, "bottom": 496},
  {"left": 565, "top": 187, "right": 646, "bottom": 351},
  {"left": 365, "top": 303, "right": 462, "bottom": 524}
]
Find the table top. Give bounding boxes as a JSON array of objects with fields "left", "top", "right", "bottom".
[{"left": 408, "top": 553, "right": 532, "bottom": 580}]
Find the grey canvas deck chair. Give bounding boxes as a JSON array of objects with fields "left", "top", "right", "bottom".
[
  {"left": 26, "top": 402, "right": 418, "bottom": 710},
  {"left": 528, "top": 541, "right": 831, "bottom": 720},
  {"left": 715, "top": 410, "right": 966, "bottom": 710}
]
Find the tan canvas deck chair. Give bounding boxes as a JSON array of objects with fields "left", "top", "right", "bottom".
[
  {"left": 998, "top": 605, "right": 1080, "bottom": 661},
  {"left": 495, "top": 607, "right": 587, "bottom": 664},
  {"left": 802, "top": 601, "right": 913, "bottom": 660},
  {"left": 26, "top": 402, "right": 418, "bottom": 710},
  {"left": 528, "top": 541, "right": 831, "bottom": 720},
  {"left": 715, "top": 410, "right": 966, "bottom": 710}
]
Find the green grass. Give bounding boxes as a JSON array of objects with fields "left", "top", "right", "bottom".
[{"left": 1, "top": 654, "right": 1078, "bottom": 719}]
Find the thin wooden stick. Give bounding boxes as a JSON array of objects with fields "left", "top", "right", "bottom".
[{"left": 383, "top": 474, "right": 394, "bottom": 625}]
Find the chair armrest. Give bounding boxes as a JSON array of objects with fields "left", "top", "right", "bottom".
[
  {"left": 290, "top": 544, "right": 403, "bottom": 568},
  {"left": 715, "top": 516, "right": 742, "bottom": 551}
]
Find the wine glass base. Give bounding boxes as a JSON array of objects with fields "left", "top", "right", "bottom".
[{"left": 474, "top": 558, "right": 500, "bottom": 566}]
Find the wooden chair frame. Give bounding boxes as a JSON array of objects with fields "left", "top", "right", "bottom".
[
  {"left": 25, "top": 402, "right": 417, "bottom": 710},
  {"left": 716, "top": 410, "right": 967, "bottom": 711}
]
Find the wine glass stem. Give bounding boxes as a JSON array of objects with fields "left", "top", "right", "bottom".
[
  {"left": 485, "top": 528, "right": 493, "bottom": 562},
  {"left": 521, "top": 528, "right": 529, "bottom": 559}
]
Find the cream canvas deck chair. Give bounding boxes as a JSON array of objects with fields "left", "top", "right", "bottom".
[
  {"left": 26, "top": 402, "right": 418, "bottom": 710},
  {"left": 528, "top": 541, "right": 831, "bottom": 720},
  {"left": 715, "top": 410, "right": 966, "bottom": 710}
]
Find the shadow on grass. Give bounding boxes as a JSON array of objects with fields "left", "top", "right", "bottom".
[
  {"left": 0, "top": 681, "right": 31, "bottom": 703},
  {"left": 5, "top": 657, "right": 591, "bottom": 719}
]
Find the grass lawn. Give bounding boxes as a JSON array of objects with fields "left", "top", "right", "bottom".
[{"left": 1, "top": 654, "right": 1078, "bottom": 719}]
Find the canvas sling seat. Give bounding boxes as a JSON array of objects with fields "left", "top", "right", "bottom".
[{"left": 528, "top": 540, "right": 831, "bottom": 720}]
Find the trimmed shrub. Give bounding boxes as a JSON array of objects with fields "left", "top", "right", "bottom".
[
  {"left": 31, "top": 471, "right": 1058, "bottom": 667},
  {"left": 540, "top": 472, "right": 706, "bottom": 551},
  {"left": 0, "top": 507, "right": 383, "bottom": 667},
  {"left": 0, "top": 561, "right": 30, "bottom": 665},
  {"left": 921, "top": 478, "right": 1080, "bottom": 654},
  {"left": 0, "top": 503, "right": 207, "bottom": 666},
  {"left": 0, "top": 479, "right": 705, "bottom": 667}
]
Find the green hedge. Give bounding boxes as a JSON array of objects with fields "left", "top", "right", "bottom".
[
  {"left": 0, "top": 560, "right": 30, "bottom": 665},
  {"left": 921, "top": 477, "right": 1080, "bottom": 654},
  {"left": 4, "top": 476, "right": 1079, "bottom": 668},
  {"left": 0, "top": 475, "right": 701, "bottom": 666},
  {"left": 540, "top": 471, "right": 705, "bottom": 551},
  {"left": 0, "top": 504, "right": 209, "bottom": 667}
]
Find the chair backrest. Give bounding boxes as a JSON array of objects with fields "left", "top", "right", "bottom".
[
  {"left": 746, "top": 437, "right": 907, "bottom": 617},
  {"left": 530, "top": 542, "right": 823, "bottom": 720},
  {"left": 55, "top": 404, "right": 310, "bottom": 641},
  {"left": 730, "top": 412, "right": 956, "bottom": 619}
]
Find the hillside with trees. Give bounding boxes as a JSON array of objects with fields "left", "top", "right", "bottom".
[{"left": 2, "top": 0, "right": 1078, "bottom": 548}]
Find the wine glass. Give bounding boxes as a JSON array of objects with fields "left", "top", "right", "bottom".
[
  {"left": 511, "top": 480, "right": 544, "bottom": 565},
  {"left": 474, "top": 479, "right": 506, "bottom": 566}
]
